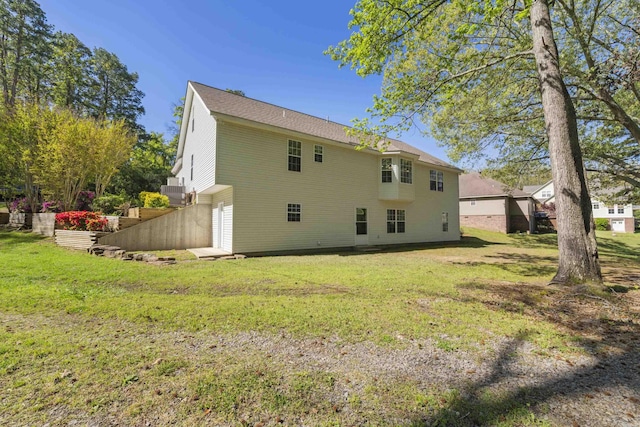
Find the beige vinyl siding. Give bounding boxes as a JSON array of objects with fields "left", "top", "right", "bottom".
[
  {"left": 459, "top": 198, "right": 506, "bottom": 216},
  {"left": 177, "top": 95, "right": 217, "bottom": 192},
  {"left": 215, "top": 122, "right": 460, "bottom": 253},
  {"left": 509, "top": 198, "right": 532, "bottom": 217},
  {"left": 211, "top": 187, "right": 233, "bottom": 252}
]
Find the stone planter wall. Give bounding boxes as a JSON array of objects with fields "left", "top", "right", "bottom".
[
  {"left": 9, "top": 212, "right": 32, "bottom": 227},
  {"left": 32, "top": 213, "right": 56, "bottom": 236},
  {"left": 55, "top": 230, "right": 108, "bottom": 250}
]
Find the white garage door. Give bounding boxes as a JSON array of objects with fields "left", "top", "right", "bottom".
[{"left": 611, "top": 220, "right": 625, "bottom": 232}]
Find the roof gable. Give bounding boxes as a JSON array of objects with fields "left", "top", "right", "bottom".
[{"left": 459, "top": 173, "right": 530, "bottom": 198}]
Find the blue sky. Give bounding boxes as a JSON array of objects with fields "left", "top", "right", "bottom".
[{"left": 39, "top": 0, "right": 452, "bottom": 163}]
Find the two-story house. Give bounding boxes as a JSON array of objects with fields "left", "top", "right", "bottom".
[
  {"left": 102, "top": 81, "right": 462, "bottom": 254},
  {"left": 524, "top": 180, "right": 635, "bottom": 233}
]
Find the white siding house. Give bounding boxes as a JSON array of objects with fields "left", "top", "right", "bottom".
[
  {"left": 171, "top": 81, "right": 462, "bottom": 254},
  {"left": 524, "top": 180, "right": 635, "bottom": 233}
]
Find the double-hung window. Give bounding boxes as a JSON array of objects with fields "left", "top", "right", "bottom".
[
  {"left": 387, "top": 209, "right": 406, "bottom": 233},
  {"left": 287, "top": 203, "right": 301, "bottom": 222},
  {"left": 400, "top": 159, "right": 412, "bottom": 184},
  {"left": 288, "top": 140, "right": 301, "bottom": 172},
  {"left": 430, "top": 170, "right": 444, "bottom": 191},
  {"left": 618, "top": 207, "right": 625, "bottom": 214},
  {"left": 381, "top": 158, "right": 392, "bottom": 183},
  {"left": 592, "top": 202, "right": 600, "bottom": 210},
  {"left": 314, "top": 145, "right": 323, "bottom": 163},
  {"left": 608, "top": 207, "right": 615, "bottom": 214}
]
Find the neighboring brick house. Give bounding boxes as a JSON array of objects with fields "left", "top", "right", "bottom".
[{"left": 459, "top": 173, "right": 535, "bottom": 234}]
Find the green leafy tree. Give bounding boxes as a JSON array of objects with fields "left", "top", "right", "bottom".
[
  {"left": 328, "top": 0, "right": 603, "bottom": 284},
  {"left": 0, "top": 0, "right": 53, "bottom": 107},
  {"left": 87, "top": 47, "right": 145, "bottom": 131},
  {"left": 108, "top": 132, "right": 177, "bottom": 200},
  {"left": 90, "top": 118, "right": 137, "bottom": 199},
  {"left": 0, "top": 102, "right": 40, "bottom": 211},
  {"left": 225, "top": 88, "right": 245, "bottom": 97},
  {"left": 50, "top": 32, "right": 91, "bottom": 110}
]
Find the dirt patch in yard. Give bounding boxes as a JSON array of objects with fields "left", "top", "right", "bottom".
[{"left": 2, "top": 284, "right": 639, "bottom": 427}]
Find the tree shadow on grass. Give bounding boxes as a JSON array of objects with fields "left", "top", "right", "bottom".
[
  {"left": 338, "top": 236, "right": 502, "bottom": 257},
  {"left": 0, "top": 229, "right": 46, "bottom": 249},
  {"left": 451, "top": 252, "right": 558, "bottom": 278},
  {"left": 597, "top": 238, "right": 640, "bottom": 262},
  {"left": 410, "top": 331, "right": 640, "bottom": 426},
  {"left": 409, "top": 282, "right": 640, "bottom": 426}
]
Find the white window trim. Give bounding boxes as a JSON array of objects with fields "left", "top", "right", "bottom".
[
  {"left": 288, "top": 139, "right": 302, "bottom": 172},
  {"left": 381, "top": 158, "right": 392, "bottom": 183},
  {"left": 287, "top": 203, "right": 301, "bottom": 222},
  {"left": 400, "top": 159, "right": 412, "bottom": 184},
  {"left": 314, "top": 144, "right": 323, "bottom": 163}
]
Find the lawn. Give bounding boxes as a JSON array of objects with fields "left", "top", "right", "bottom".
[{"left": 1, "top": 228, "right": 638, "bottom": 426}]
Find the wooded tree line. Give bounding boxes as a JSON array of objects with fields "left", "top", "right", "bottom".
[{"left": 0, "top": 0, "right": 177, "bottom": 209}]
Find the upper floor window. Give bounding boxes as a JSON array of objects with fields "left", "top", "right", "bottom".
[
  {"left": 387, "top": 209, "right": 406, "bottom": 233},
  {"left": 541, "top": 190, "right": 553, "bottom": 198},
  {"left": 470, "top": 199, "right": 476, "bottom": 206},
  {"left": 381, "top": 158, "right": 392, "bottom": 183},
  {"left": 430, "top": 170, "right": 444, "bottom": 191},
  {"left": 618, "top": 207, "right": 625, "bottom": 214},
  {"left": 287, "top": 203, "right": 301, "bottom": 222},
  {"left": 314, "top": 145, "right": 323, "bottom": 163},
  {"left": 288, "top": 140, "right": 301, "bottom": 172},
  {"left": 592, "top": 202, "right": 600, "bottom": 210},
  {"left": 400, "top": 159, "right": 412, "bottom": 184},
  {"left": 190, "top": 154, "right": 194, "bottom": 181},
  {"left": 608, "top": 207, "right": 615, "bottom": 214},
  {"left": 191, "top": 107, "right": 195, "bottom": 132}
]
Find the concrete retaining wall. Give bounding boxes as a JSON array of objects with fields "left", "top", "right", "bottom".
[
  {"left": 32, "top": 213, "right": 56, "bottom": 236},
  {"left": 98, "top": 204, "right": 212, "bottom": 251}
]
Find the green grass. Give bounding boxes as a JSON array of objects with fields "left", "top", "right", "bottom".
[{"left": 0, "top": 228, "right": 638, "bottom": 426}]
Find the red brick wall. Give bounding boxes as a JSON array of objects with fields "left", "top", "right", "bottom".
[
  {"left": 460, "top": 215, "right": 508, "bottom": 233},
  {"left": 509, "top": 215, "right": 531, "bottom": 233},
  {"left": 625, "top": 218, "right": 635, "bottom": 233}
]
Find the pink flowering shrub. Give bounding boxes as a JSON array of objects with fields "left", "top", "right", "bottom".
[
  {"left": 55, "top": 211, "right": 108, "bottom": 231},
  {"left": 10, "top": 197, "right": 39, "bottom": 213},
  {"left": 41, "top": 200, "right": 63, "bottom": 213}
]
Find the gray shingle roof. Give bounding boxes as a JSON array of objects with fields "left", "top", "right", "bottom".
[
  {"left": 522, "top": 184, "right": 543, "bottom": 194},
  {"left": 190, "top": 81, "right": 457, "bottom": 169},
  {"left": 459, "top": 172, "right": 530, "bottom": 198}
]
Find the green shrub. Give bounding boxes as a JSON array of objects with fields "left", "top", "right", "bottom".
[
  {"left": 138, "top": 191, "right": 154, "bottom": 207},
  {"left": 143, "top": 192, "right": 170, "bottom": 208},
  {"left": 93, "top": 194, "right": 127, "bottom": 215},
  {"left": 595, "top": 218, "right": 609, "bottom": 231}
]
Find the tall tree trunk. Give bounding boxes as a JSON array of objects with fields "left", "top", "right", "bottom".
[{"left": 530, "top": 0, "right": 601, "bottom": 284}]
